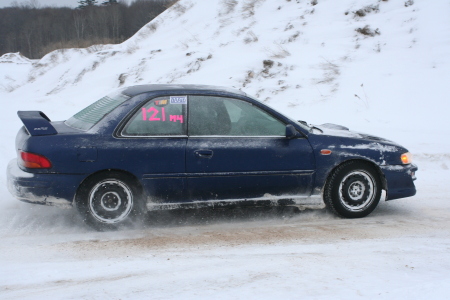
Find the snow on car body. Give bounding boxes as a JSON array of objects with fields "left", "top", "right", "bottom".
[{"left": 7, "top": 84, "right": 418, "bottom": 230}]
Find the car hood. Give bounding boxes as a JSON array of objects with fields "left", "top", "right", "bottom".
[{"left": 313, "top": 123, "right": 399, "bottom": 146}]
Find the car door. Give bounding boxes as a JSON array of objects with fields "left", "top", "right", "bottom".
[
  {"left": 186, "top": 95, "right": 315, "bottom": 201},
  {"left": 118, "top": 95, "right": 188, "bottom": 203}
]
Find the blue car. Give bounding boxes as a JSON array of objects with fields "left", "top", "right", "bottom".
[{"left": 7, "top": 85, "right": 417, "bottom": 230}]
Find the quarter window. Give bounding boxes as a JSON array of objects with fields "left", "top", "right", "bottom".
[
  {"left": 122, "top": 96, "right": 187, "bottom": 136},
  {"left": 66, "top": 90, "right": 129, "bottom": 131},
  {"left": 189, "top": 96, "right": 286, "bottom": 136}
]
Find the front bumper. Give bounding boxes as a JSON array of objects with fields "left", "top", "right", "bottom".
[
  {"left": 6, "top": 159, "right": 85, "bottom": 208},
  {"left": 380, "top": 163, "right": 418, "bottom": 200}
]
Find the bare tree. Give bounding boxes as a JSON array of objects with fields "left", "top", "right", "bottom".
[
  {"left": 73, "top": 10, "right": 87, "bottom": 41},
  {"left": 21, "top": 23, "right": 35, "bottom": 58}
]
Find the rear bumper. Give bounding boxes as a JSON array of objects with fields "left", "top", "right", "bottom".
[
  {"left": 380, "top": 163, "right": 418, "bottom": 200},
  {"left": 6, "top": 159, "right": 85, "bottom": 208}
]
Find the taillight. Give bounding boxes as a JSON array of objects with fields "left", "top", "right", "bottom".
[{"left": 19, "top": 151, "right": 52, "bottom": 169}]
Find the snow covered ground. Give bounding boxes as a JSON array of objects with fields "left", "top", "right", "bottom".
[
  {"left": 0, "top": 0, "right": 449, "bottom": 298},
  {"left": 1, "top": 157, "right": 449, "bottom": 299}
]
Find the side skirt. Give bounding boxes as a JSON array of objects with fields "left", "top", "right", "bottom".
[{"left": 146, "top": 196, "right": 325, "bottom": 211}]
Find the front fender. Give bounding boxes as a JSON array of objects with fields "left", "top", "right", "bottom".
[{"left": 307, "top": 134, "right": 407, "bottom": 195}]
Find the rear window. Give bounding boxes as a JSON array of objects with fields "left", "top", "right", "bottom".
[{"left": 65, "top": 91, "right": 130, "bottom": 131}]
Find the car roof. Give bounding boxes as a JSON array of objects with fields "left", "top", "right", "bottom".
[{"left": 121, "top": 84, "right": 247, "bottom": 97}]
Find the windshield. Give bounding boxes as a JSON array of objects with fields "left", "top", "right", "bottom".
[{"left": 65, "top": 90, "right": 130, "bottom": 131}]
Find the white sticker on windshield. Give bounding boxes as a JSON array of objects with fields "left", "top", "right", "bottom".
[{"left": 170, "top": 96, "right": 187, "bottom": 104}]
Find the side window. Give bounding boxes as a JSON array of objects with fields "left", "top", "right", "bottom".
[
  {"left": 122, "top": 96, "right": 187, "bottom": 136},
  {"left": 189, "top": 96, "right": 286, "bottom": 136}
]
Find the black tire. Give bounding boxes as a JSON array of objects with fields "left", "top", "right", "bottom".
[
  {"left": 324, "top": 161, "right": 381, "bottom": 218},
  {"left": 75, "top": 171, "right": 146, "bottom": 231}
]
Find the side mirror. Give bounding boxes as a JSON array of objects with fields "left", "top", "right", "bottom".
[{"left": 286, "top": 124, "right": 300, "bottom": 139}]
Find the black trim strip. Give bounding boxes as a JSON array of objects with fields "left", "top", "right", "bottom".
[{"left": 143, "top": 170, "right": 315, "bottom": 179}]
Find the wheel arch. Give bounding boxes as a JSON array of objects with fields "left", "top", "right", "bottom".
[
  {"left": 323, "top": 159, "right": 387, "bottom": 194},
  {"left": 74, "top": 169, "right": 145, "bottom": 203}
]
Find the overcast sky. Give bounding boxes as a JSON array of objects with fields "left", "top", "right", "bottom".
[
  {"left": 0, "top": 0, "right": 77, "bottom": 8},
  {"left": 0, "top": 0, "right": 136, "bottom": 9},
  {"left": 0, "top": 0, "right": 133, "bottom": 8}
]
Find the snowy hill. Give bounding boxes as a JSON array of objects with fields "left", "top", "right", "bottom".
[{"left": 1, "top": 0, "right": 449, "bottom": 188}]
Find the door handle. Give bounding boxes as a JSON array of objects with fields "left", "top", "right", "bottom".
[{"left": 195, "top": 150, "right": 213, "bottom": 158}]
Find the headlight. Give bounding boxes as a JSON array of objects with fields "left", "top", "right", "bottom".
[{"left": 401, "top": 152, "right": 412, "bottom": 164}]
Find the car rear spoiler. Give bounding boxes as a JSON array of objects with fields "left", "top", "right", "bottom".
[{"left": 17, "top": 111, "right": 57, "bottom": 136}]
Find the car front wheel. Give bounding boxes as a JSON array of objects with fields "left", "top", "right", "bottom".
[
  {"left": 76, "top": 172, "right": 145, "bottom": 230},
  {"left": 324, "top": 161, "right": 382, "bottom": 218}
]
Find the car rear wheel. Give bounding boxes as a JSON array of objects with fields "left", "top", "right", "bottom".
[
  {"left": 76, "top": 172, "right": 146, "bottom": 230},
  {"left": 324, "top": 161, "right": 381, "bottom": 218}
]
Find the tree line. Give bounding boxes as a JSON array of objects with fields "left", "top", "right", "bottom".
[{"left": 0, "top": 0, "right": 177, "bottom": 59}]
